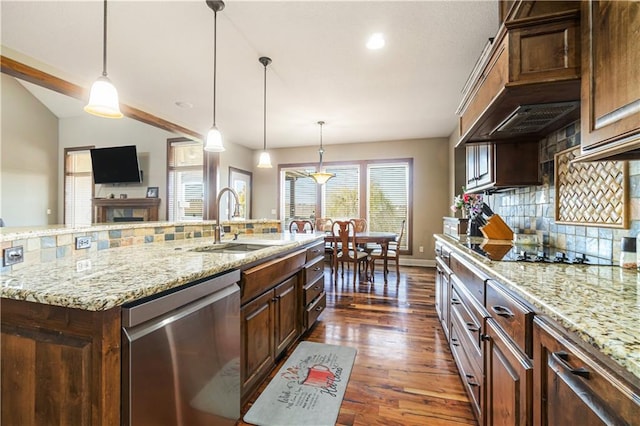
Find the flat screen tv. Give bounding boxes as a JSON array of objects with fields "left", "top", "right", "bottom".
[{"left": 90, "top": 145, "right": 142, "bottom": 184}]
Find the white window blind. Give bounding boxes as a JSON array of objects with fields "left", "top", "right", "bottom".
[
  {"left": 283, "top": 168, "right": 317, "bottom": 224},
  {"left": 168, "top": 140, "right": 203, "bottom": 221},
  {"left": 64, "top": 149, "right": 93, "bottom": 226},
  {"left": 367, "top": 162, "right": 409, "bottom": 250},
  {"left": 323, "top": 165, "right": 360, "bottom": 220}
]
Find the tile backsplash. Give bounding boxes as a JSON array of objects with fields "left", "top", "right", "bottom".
[{"left": 485, "top": 120, "right": 640, "bottom": 263}]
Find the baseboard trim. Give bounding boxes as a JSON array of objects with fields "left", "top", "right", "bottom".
[{"left": 400, "top": 259, "right": 434, "bottom": 268}]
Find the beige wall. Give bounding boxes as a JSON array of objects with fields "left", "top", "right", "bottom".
[
  {"left": 1, "top": 74, "right": 58, "bottom": 226},
  {"left": 249, "top": 138, "right": 450, "bottom": 265}
]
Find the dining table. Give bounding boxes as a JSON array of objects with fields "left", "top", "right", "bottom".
[{"left": 324, "top": 231, "right": 398, "bottom": 282}]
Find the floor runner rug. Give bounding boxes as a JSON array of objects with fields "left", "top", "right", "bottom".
[{"left": 243, "top": 341, "right": 357, "bottom": 426}]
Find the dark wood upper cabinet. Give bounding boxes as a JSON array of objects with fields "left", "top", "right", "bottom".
[{"left": 577, "top": 0, "right": 640, "bottom": 161}]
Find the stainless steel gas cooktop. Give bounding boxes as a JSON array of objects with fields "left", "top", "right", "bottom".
[{"left": 466, "top": 242, "right": 613, "bottom": 266}]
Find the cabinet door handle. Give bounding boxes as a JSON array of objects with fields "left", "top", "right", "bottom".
[
  {"left": 466, "top": 322, "right": 479, "bottom": 333},
  {"left": 551, "top": 351, "right": 591, "bottom": 379},
  {"left": 451, "top": 337, "right": 460, "bottom": 347},
  {"left": 272, "top": 297, "right": 279, "bottom": 302},
  {"left": 481, "top": 334, "right": 490, "bottom": 342},
  {"left": 491, "top": 305, "right": 514, "bottom": 319},
  {"left": 465, "top": 374, "right": 480, "bottom": 387}
]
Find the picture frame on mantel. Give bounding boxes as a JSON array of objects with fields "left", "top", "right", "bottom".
[
  {"left": 146, "top": 186, "right": 159, "bottom": 198},
  {"left": 229, "top": 167, "right": 252, "bottom": 219}
]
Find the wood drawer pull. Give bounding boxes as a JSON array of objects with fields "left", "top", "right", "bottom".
[
  {"left": 551, "top": 351, "right": 591, "bottom": 379},
  {"left": 491, "top": 305, "right": 514, "bottom": 318}
]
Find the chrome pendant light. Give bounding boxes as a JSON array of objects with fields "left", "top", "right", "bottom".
[
  {"left": 84, "top": 0, "right": 123, "bottom": 119},
  {"left": 257, "top": 56, "right": 273, "bottom": 168},
  {"left": 309, "top": 121, "right": 335, "bottom": 185},
  {"left": 204, "top": 0, "right": 225, "bottom": 152}
]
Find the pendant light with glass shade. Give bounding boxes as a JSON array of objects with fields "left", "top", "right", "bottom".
[
  {"left": 257, "top": 56, "right": 273, "bottom": 168},
  {"left": 84, "top": 0, "right": 123, "bottom": 119},
  {"left": 309, "top": 121, "right": 335, "bottom": 184},
  {"left": 204, "top": 0, "right": 225, "bottom": 152}
]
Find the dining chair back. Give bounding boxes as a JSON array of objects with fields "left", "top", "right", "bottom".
[
  {"left": 289, "top": 220, "right": 314, "bottom": 233},
  {"left": 350, "top": 218, "right": 368, "bottom": 233},
  {"left": 370, "top": 219, "right": 406, "bottom": 280},
  {"left": 315, "top": 217, "right": 333, "bottom": 232},
  {"left": 331, "top": 220, "right": 370, "bottom": 284}
]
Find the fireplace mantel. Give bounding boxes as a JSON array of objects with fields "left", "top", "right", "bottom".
[{"left": 92, "top": 198, "right": 161, "bottom": 223}]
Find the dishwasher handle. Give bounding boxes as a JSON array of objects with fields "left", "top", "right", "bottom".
[
  {"left": 123, "top": 283, "right": 239, "bottom": 342},
  {"left": 122, "top": 269, "right": 240, "bottom": 328}
]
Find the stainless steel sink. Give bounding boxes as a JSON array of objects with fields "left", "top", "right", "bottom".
[{"left": 191, "top": 242, "right": 268, "bottom": 254}]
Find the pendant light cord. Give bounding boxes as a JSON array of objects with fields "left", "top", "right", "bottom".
[
  {"left": 102, "top": 0, "right": 108, "bottom": 77},
  {"left": 263, "top": 62, "right": 267, "bottom": 151},
  {"left": 212, "top": 9, "right": 218, "bottom": 127},
  {"left": 318, "top": 121, "right": 325, "bottom": 168}
]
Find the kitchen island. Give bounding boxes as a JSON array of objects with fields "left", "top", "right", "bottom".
[
  {"left": 435, "top": 234, "right": 639, "bottom": 425},
  {"left": 0, "top": 222, "right": 324, "bottom": 425}
]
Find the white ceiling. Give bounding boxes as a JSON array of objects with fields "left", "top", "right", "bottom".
[{"left": 1, "top": 0, "right": 499, "bottom": 149}]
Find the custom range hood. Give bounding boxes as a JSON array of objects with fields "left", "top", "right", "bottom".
[{"left": 456, "top": 3, "right": 582, "bottom": 145}]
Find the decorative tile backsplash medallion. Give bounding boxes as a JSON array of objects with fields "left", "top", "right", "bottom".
[{"left": 555, "top": 146, "right": 628, "bottom": 228}]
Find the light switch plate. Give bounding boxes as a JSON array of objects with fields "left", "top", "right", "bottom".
[{"left": 75, "top": 236, "right": 92, "bottom": 250}]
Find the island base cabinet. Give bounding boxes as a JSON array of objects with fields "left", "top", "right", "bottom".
[
  {"left": 241, "top": 274, "right": 300, "bottom": 406},
  {"left": 0, "top": 299, "right": 121, "bottom": 425},
  {"left": 533, "top": 317, "right": 640, "bottom": 426},
  {"left": 485, "top": 318, "right": 533, "bottom": 426}
]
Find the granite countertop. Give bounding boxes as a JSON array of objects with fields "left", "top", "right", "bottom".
[
  {"left": 435, "top": 234, "right": 640, "bottom": 383},
  {"left": 0, "top": 232, "right": 323, "bottom": 312}
]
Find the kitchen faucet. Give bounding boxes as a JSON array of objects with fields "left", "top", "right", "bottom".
[{"left": 214, "top": 187, "right": 241, "bottom": 244}]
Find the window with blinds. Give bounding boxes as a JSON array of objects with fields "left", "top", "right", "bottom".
[
  {"left": 323, "top": 165, "right": 360, "bottom": 220},
  {"left": 283, "top": 168, "right": 317, "bottom": 225},
  {"left": 167, "top": 139, "right": 204, "bottom": 221},
  {"left": 368, "top": 162, "right": 409, "bottom": 250},
  {"left": 64, "top": 148, "right": 93, "bottom": 226}
]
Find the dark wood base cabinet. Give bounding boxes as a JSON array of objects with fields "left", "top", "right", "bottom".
[
  {"left": 1, "top": 300, "right": 121, "bottom": 425},
  {"left": 533, "top": 317, "right": 640, "bottom": 426},
  {"left": 485, "top": 318, "right": 533, "bottom": 426}
]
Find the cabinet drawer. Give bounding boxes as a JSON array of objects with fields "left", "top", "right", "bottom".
[
  {"left": 304, "top": 292, "right": 326, "bottom": 329},
  {"left": 486, "top": 279, "right": 534, "bottom": 357},
  {"left": 450, "top": 252, "right": 487, "bottom": 304},
  {"left": 450, "top": 319, "right": 483, "bottom": 422},
  {"left": 306, "top": 241, "right": 325, "bottom": 262},
  {"left": 451, "top": 284, "right": 483, "bottom": 368},
  {"left": 534, "top": 317, "right": 640, "bottom": 426},
  {"left": 304, "top": 275, "right": 324, "bottom": 307},
  {"left": 241, "top": 249, "right": 306, "bottom": 304},
  {"left": 304, "top": 256, "right": 325, "bottom": 284}
]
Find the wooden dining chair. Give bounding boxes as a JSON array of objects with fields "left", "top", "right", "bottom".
[
  {"left": 289, "top": 220, "right": 314, "bottom": 233},
  {"left": 350, "top": 218, "right": 368, "bottom": 232},
  {"left": 370, "top": 219, "right": 406, "bottom": 279},
  {"left": 314, "top": 217, "right": 333, "bottom": 232},
  {"left": 331, "top": 220, "right": 370, "bottom": 284}
]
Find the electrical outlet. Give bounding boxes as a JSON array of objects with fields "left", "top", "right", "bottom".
[
  {"left": 419, "top": 246, "right": 424, "bottom": 253},
  {"left": 76, "top": 259, "right": 92, "bottom": 272},
  {"left": 3, "top": 246, "right": 24, "bottom": 266},
  {"left": 75, "top": 236, "right": 92, "bottom": 250}
]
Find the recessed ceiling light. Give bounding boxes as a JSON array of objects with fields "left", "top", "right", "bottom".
[
  {"left": 366, "top": 33, "right": 385, "bottom": 50},
  {"left": 175, "top": 101, "right": 193, "bottom": 109}
]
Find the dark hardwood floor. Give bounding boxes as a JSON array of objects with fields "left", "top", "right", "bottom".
[{"left": 239, "top": 265, "right": 477, "bottom": 426}]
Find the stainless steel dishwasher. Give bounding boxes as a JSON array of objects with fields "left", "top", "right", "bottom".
[{"left": 121, "top": 269, "right": 240, "bottom": 426}]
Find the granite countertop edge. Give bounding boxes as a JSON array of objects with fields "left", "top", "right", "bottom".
[{"left": 1, "top": 233, "right": 324, "bottom": 312}]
